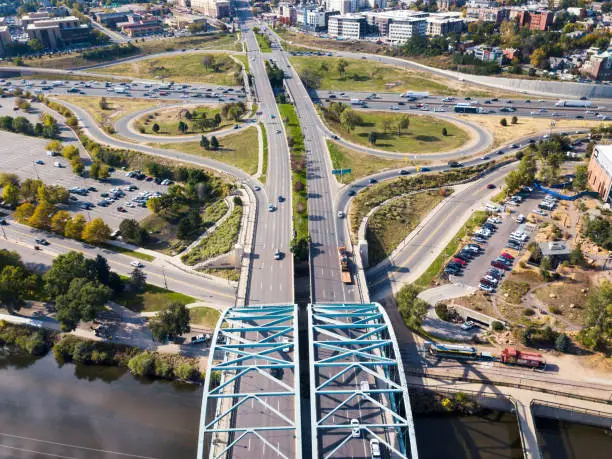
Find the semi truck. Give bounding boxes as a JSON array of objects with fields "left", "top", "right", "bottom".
[
  {"left": 555, "top": 99, "right": 592, "bottom": 108},
  {"left": 338, "top": 246, "right": 352, "bottom": 284},
  {"left": 350, "top": 98, "right": 364, "bottom": 105},
  {"left": 402, "top": 91, "right": 429, "bottom": 99}
]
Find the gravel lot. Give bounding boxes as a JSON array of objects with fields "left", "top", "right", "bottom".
[{"left": 0, "top": 100, "right": 168, "bottom": 229}]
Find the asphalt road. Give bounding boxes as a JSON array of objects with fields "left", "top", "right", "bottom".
[
  {"left": 0, "top": 220, "right": 236, "bottom": 305},
  {"left": 314, "top": 90, "right": 611, "bottom": 121}
]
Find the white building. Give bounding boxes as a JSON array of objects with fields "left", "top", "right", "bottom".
[
  {"left": 388, "top": 18, "right": 427, "bottom": 43},
  {"left": 328, "top": 14, "right": 365, "bottom": 39},
  {"left": 296, "top": 9, "right": 328, "bottom": 30},
  {"left": 426, "top": 15, "right": 465, "bottom": 36},
  {"left": 191, "top": 0, "right": 231, "bottom": 18},
  {"left": 326, "top": 0, "right": 356, "bottom": 15}
]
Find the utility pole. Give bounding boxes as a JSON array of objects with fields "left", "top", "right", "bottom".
[{"left": 162, "top": 265, "right": 168, "bottom": 289}]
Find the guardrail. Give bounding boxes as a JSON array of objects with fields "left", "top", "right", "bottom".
[
  {"left": 531, "top": 399, "right": 612, "bottom": 419},
  {"left": 404, "top": 369, "right": 612, "bottom": 405}
]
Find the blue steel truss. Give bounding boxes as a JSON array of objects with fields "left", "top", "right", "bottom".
[
  {"left": 308, "top": 303, "right": 419, "bottom": 459},
  {"left": 197, "top": 305, "right": 301, "bottom": 459}
]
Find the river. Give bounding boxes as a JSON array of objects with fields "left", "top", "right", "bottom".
[
  {"left": 535, "top": 416, "right": 612, "bottom": 459},
  {"left": 0, "top": 347, "right": 201, "bottom": 459},
  {"left": 413, "top": 410, "right": 524, "bottom": 459}
]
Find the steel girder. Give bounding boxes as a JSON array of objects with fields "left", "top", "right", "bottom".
[
  {"left": 197, "top": 305, "right": 301, "bottom": 459},
  {"left": 308, "top": 303, "right": 418, "bottom": 459}
]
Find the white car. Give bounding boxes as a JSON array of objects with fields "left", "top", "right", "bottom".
[
  {"left": 461, "top": 321, "right": 475, "bottom": 330},
  {"left": 337, "top": 211, "right": 345, "bottom": 218},
  {"left": 280, "top": 336, "right": 290, "bottom": 352},
  {"left": 350, "top": 419, "right": 360, "bottom": 438},
  {"left": 483, "top": 275, "right": 498, "bottom": 285},
  {"left": 130, "top": 261, "right": 144, "bottom": 268},
  {"left": 479, "top": 283, "right": 495, "bottom": 293},
  {"left": 370, "top": 439, "right": 381, "bottom": 457},
  {"left": 391, "top": 105, "right": 400, "bottom": 111}
]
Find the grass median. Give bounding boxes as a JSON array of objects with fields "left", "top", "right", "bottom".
[
  {"left": 412, "top": 210, "right": 488, "bottom": 289},
  {"left": 95, "top": 53, "right": 242, "bottom": 86},
  {"left": 327, "top": 140, "right": 414, "bottom": 183},
  {"left": 255, "top": 32, "right": 272, "bottom": 53},
  {"left": 189, "top": 306, "right": 221, "bottom": 329},
  {"left": 259, "top": 122, "right": 268, "bottom": 183},
  {"left": 278, "top": 103, "right": 308, "bottom": 242},
  {"left": 324, "top": 110, "right": 469, "bottom": 154},
  {"left": 181, "top": 204, "right": 243, "bottom": 266},
  {"left": 367, "top": 191, "right": 447, "bottom": 267},
  {"left": 155, "top": 126, "right": 259, "bottom": 175},
  {"left": 134, "top": 105, "right": 231, "bottom": 136},
  {"left": 100, "top": 243, "right": 155, "bottom": 262}
]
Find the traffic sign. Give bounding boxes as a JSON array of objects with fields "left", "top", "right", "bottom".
[{"left": 331, "top": 168, "right": 351, "bottom": 175}]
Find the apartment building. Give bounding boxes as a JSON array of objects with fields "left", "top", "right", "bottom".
[
  {"left": 587, "top": 144, "right": 612, "bottom": 203},
  {"left": 191, "top": 0, "right": 231, "bottom": 18},
  {"left": 296, "top": 8, "right": 329, "bottom": 31},
  {"left": 426, "top": 15, "right": 464, "bottom": 36},
  {"left": 328, "top": 14, "right": 365, "bottom": 40},
  {"left": 581, "top": 50, "right": 612, "bottom": 81},
  {"left": 518, "top": 10, "right": 554, "bottom": 31},
  {"left": 327, "top": 0, "right": 357, "bottom": 15},
  {"left": 0, "top": 25, "right": 10, "bottom": 57}
]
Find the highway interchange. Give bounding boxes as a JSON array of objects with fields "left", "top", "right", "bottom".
[{"left": 0, "top": 10, "right": 607, "bottom": 459}]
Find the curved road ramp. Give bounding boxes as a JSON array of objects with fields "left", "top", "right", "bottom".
[
  {"left": 197, "top": 305, "right": 301, "bottom": 459},
  {"left": 307, "top": 303, "right": 418, "bottom": 459}
]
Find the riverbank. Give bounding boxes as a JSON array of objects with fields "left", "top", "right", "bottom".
[{"left": 0, "top": 320, "right": 203, "bottom": 383}]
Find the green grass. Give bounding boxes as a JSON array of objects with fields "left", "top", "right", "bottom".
[
  {"left": 500, "top": 281, "right": 530, "bottom": 304},
  {"left": 156, "top": 126, "right": 259, "bottom": 175},
  {"left": 115, "top": 281, "right": 197, "bottom": 313},
  {"left": 189, "top": 307, "right": 221, "bottom": 329},
  {"left": 367, "top": 191, "right": 446, "bottom": 266},
  {"left": 101, "top": 243, "right": 155, "bottom": 262},
  {"left": 201, "top": 268, "right": 240, "bottom": 282},
  {"left": 327, "top": 140, "right": 411, "bottom": 183},
  {"left": 325, "top": 110, "right": 469, "bottom": 154},
  {"left": 412, "top": 210, "right": 488, "bottom": 289},
  {"left": 259, "top": 122, "right": 268, "bottom": 183},
  {"left": 232, "top": 53, "right": 249, "bottom": 72},
  {"left": 134, "top": 105, "right": 231, "bottom": 135},
  {"left": 4, "top": 33, "right": 241, "bottom": 70},
  {"left": 181, "top": 205, "right": 243, "bottom": 266},
  {"left": 278, "top": 103, "right": 308, "bottom": 240},
  {"left": 291, "top": 56, "right": 457, "bottom": 94},
  {"left": 95, "top": 53, "right": 242, "bottom": 85},
  {"left": 202, "top": 199, "right": 229, "bottom": 227},
  {"left": 255, "top": 32, "right": 272, "bottom": 53}
]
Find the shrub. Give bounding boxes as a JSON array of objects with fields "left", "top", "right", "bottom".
[
  {"left": 555, "top": 333, "right": 570, "bottom": 353},
  {"left": 491, "top": 321, "right": 504, "bottom": 332},
  {"left": 434, "top": 303, "right": 450, "bottom": 321},
  {"left": 523, "top": 308, "right": 535, "bottom": 316},
  {"left": 128, "top": 352, "right": 155, "bottom": 377},
  {"left": 548, "top": 305, "right": 561, "bottom": 315}
]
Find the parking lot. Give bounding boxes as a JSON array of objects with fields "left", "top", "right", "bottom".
[
  {"left": 0, "top": 103, "right": 169, "bottom": 229},
  {"left": 448, "top": 188, "right": 554, "bottom": 290}
]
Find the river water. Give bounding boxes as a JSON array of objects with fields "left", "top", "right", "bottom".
[
  {"left": 0, "top": 347, "right": 201, "bottom": 459},
  {"left": 535, "top": 416, "right": 612, "bottom": 459},
  {"left": 413, "top": 410, "right": 524, "bottom": 459}
]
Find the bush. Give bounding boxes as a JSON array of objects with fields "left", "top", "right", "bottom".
[
  {"left": 127, "top": 352, "right": 156, "bottom": 377},
  {"left": 548, "top": 305, "right": 562, "bottom": 315},
  {"left": 434, "top": 303, "right": 450, "bottom": 321},
  {"left": 491, "top": 321, "right": 504, "bottom": 332},
  {"left": 523, "top": 308, "right": 535, "bottom": 316},
  {"left": 0, "top": 322, "right": 53, "bottom": 356},
  {"left": 555, "top": 333, "right": 570, "bottom": 353}
]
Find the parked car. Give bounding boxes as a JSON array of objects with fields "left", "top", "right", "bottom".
[
  {"left": 452, "top": 258, "right": 467, "bottom": 266},
  {"left": 500, "top": 252, "right": 515, "bottom": 260},
  {"left": 491, "top": 260, "right": 507, "bottom": 269},
  {"left": 479, "top": 283, "right": 495, "bottom": 292}
]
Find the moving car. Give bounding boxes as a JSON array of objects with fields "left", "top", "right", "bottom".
[
  {"left": 274, "top": 249, "right": 282, "bottom": 260},
  {"left": 268, "top": 204, "right": 276, "bottom": 212},
  {"left": 351, "top": 419, "right": 360, "bottom": 438},
  {"left": 461, "top": 321, "right": 475, "bottom": 330},
  {"left": 370, "top": 439, "right": 381, "bottom": 457},
  {"left": 486, "top": 184, "right": 496, "bottom": 189},
  {"left": 130, "top": 261, "right": 144, "bottom": 268},
  {"left": 337, "top": 211, "right": 345, "bottom": 218},
  {"left": 35, "top": 238, "right": 49, "bottom": 246}
]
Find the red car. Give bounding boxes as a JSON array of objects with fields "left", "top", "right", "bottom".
[
  {"left": 491, "top": 260, "right": 507, "bottom": 269},
  {"left": 452, "top": 258, "right": 467, "bottom": 266},
  {"left": 501, "top": 252, "right": 515, "bottom": 260}
]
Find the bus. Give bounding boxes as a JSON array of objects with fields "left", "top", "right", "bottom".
[{"left": 454, "top": 103, "right": 484, "bottom": 114}]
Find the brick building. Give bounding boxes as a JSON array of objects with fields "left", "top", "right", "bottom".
[
  {"left": 587, "top": 144, "right": 612, "bottom": 203},
  {"left": 518, "top": 10, "right": 554, "bottom": 31}
]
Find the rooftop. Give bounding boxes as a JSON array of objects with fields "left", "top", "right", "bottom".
[
  {"left": 538, "top": 241, "right": 571, "bottom": 257},
  {"left": 593, "top": 144, "right": 612, "bottom": 177}
]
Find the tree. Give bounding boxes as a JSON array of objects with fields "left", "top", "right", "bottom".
[
  {"left": 44, "top": 251, "right": 95, "bottom": 298},
  {"left": 82, "top": 218, "right": 111, "bottom": 244},
  {"left": 147, "top": 197, "right": 162, "bottom": 214},
  {"left": 202, "top": 55, "right": 215, "bottom": 70},
  {"left": 27, "top": 38, "right": 43, "bottom": 52},
  {"left": 500, "top": 118, "right": 508, "bottom": 127},
  {"left": 50, "top": 210, "right": 71, "bottom": 234},
  {"left": 381, "top": 116, "right": 393, "bottom": 133},
  {"left": 200, "top": 135, "right": 210, "bottom": 149},
  {"left": 210, "top": 136, "right": 220, "bottom": 150},
  {"left": 290, "top": 236, "right": 309, "bottom": 261},
  {"left": 152, "top": 123, "right": 160, "bottom": 134},
  {"left": 555, "top": 333, "right": 570, "bottom": 353},
  {"left": 21, "top": 178, "right": 43, "bottom": 202},
  {"left": 55, "top": 278, "right": 111, "bottom": 332},
  {"left": 337, "top": 58, "right": 348, "bottom": 77},
  {"left": 530, "top": 48, "right": 548, "bottom": 68},
  {"left": 2, "top": 183, "right": 19, "bottom": 207},
  {"left": 0, "top": 265, "right": 38, "bottom": 313},
  {"left": 14, "top": 203, "right": 35, "bottom": 224},
  {"left": 578, "top": 281, "right": 611, "bottom": 351},
  {"left": 64, "top": 214, "right": 86, "bottom": 240},
  {"left": 89, "top": 161, "right": 100, "bottom": 179},
  {"left": 46, "top": 140, "right": 63, "bottom": 154},
  {"left": 177, "top": 121, "right": 188, "bottom": 134},
  {"left": 28, "top": 200, "right": 55, "bottom": 230},
  {"left": 149, "top": 303, "right": 191, "bottom": 342},
  {"left": 119, "top": 219, "right": 149, "bottom": 245},
  {"left": 99, "top": 97, "right": 109, "bottom": 110},
  {"left": 569, "top": 245, "right": 586, "bottom": 267},
  {"left": 573, "top": 165, "right": 588, "bottom": 190},
  {"left": 442, "top": 127, "right": 448, "bottom": 136},
  {"left": 396, "top": 284, "right": 428, "bottom": 331},
  {"left": 340, "top": 109, "right": 361, "bottom": 133},
  {"left": 368, "top": 131, "right": 377, "bottom": 145},
  {"left": 130, "top": 267, "right": 147, "bottom": 292},
  {"left": 511, "top": 116, "right": 518, "bottom": 124},
  {"left": 397, "top": 115, "right": 410, "bottom": 136}
]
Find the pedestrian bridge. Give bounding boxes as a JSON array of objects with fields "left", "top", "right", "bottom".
[{"left": 198, "top": 303, "right": 417, "bottom": 459}]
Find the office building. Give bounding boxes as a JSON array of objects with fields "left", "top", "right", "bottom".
[
  {"left": 388, "top": 18, "right": 426, "bottom": 43},
  {"left": 26, "top": 16, "right": 90, "bottom": 49},
  {"left": 328, "top": 14, "right": 365, "bottom": 39}
]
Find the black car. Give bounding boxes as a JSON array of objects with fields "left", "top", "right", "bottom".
[
  {"left": 459, "top": 251, "right": 475, "bottom": 260},
  {"left": 369, "top": 178, "right": 378, "bottom": 184},
  {"left": 454, "top": 253, "right": 471, "bottom": 262},
  {"left": 444, "top": 267, "right": 461, "bottom": 275},
  {"left": 348, "top": 190, "right": 356, "bottom": 196},
  {"left": 446, "top": 263, "right": 463, "bottom": 271},
  {"left": 448, "top": 161, "right": 461, "bottom": 168},
  {"left": 400, "top": 169, "right": 410, "bottom": 175}
]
